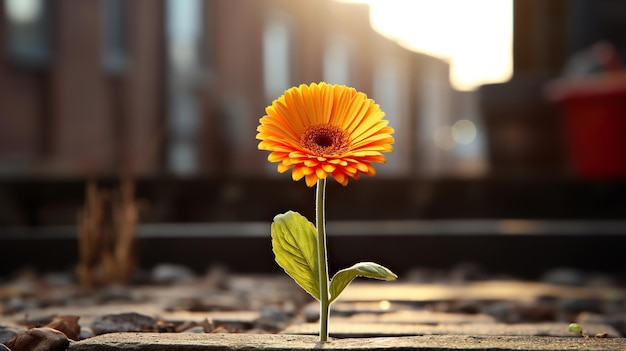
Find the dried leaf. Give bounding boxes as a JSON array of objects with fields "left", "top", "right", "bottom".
[
  {"left": 6, "top": 327, "right": 69, "bottom": 351},
  {"left": 45, "top": 315, "right": 81, "bottom": 340}
]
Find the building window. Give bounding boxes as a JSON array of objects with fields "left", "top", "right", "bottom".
[
  {"left": 3, "top": 0, "right": 50, "bottom": 68},
  {"left": 101, "top": 0, "right": 128, "bottom": 74},
  {"left": 263, "top": 12, "right": 293, "bottom": 102},
  {"left": 373, "top": 57, "right": 410, "bottom": 176},
  {"left": 323, "top": 35, "right": 352, "bottom": 86},
  {"left": 165, "top": 0, "right": 205, "bottom": 175}
]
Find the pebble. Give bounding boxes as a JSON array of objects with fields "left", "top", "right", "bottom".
[
  {"left": 261, "top": 306, "right": 290, "bottom": 323},
  {"left": 97, "top": 285, "right": 135, "bottom": 303},
  {"left": 152, "top": 263, "right": 196, "bottom": 284},
  {"left": 79, "top": 327, "right": 95, "bottom": 340},
  {"left": 256, "top": 307, "right": 290, "bottom": 332},
  {"left": 482, "top": 301, "right": 515, "bottom": 322},
  {"left": 541, "top": 268, "right": 586, "bottom": 286},
  {"left": 4, "top": 296, "right": 39, "bottom": 314},
  {"left": 0, "top": 325, "right": 22, "bottom": 344},
  {"left": 182, "top": 326, "right": 206, "bottom": 333},
  {"left": 558, "top": 298, "right": 603, "bottom": 314},
  {"left": 512, "top": 302, "right": 558, "bottom": 322},
  {"left": 90, "top": 312, "right": 157, "bottom": 335},
  {"left": 43, "top": 272, "right": 74, "bottom": 287}
]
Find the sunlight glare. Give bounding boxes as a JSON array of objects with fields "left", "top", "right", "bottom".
[{"left": 336, "top": 0, "right": 513, "bottom": 91}]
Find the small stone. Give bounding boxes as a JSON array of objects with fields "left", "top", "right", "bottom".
[
  {"left": 182, "top": 326, "right": 206, "bottom": 333},
  {"left": 79, "top": 327, "right": 95, "bottom": 340},
  {"left": 152, "top": 263, "right": 196, "bottom": 284},
  {"left": 91, "top": 312, "right": 157, "bottom": 335},
  {"left": 97, "top": 284, "right": 134, "bottom": 303},
  {"left": 513, "top": 302, "right": 558, "bottom": 322},
  {"left": 0, "top": 325, "right": 23, "bottom": 344},
  {"left": 255, "top": 306, "right": 290, "bottom": 331},
  {"left": 541, "top": 268, "right": 586, "bottom": 286},
  {"left": 43, "top": 272, "right": 73, "bottom": 287},
  {"left": 482, "top": 301, "right": 516, "bottom": 322},
  {"left": 261, "top": 306, "right": 290, "bottom": 322},
  {"left": 4, "top": 297, "right": 38, "bottom": 314},
  {"left": 558, "top": 298, "right": 602, "bottom": 314}
]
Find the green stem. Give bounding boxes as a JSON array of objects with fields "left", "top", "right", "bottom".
[{"left": 316, "top": 178, "right": 330, "bottom": 342}]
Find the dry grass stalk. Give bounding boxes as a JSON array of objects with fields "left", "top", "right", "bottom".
[{"left": 77, "top": 176, "right": 138, "bottom": 288}]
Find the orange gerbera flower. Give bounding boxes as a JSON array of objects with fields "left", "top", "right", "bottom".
[{"left": 257, "top": 82, "right": 394, "bottom": 187}]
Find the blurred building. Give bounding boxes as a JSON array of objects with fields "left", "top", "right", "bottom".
[
  {"left": 0, "top": 0, "right": 456, "bottom": 180},
  {"left": 2, "top": 0, "right": 626, "bottom": 226}
]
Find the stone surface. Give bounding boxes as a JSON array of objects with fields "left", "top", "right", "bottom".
[
  {"left": 3, "top": 275, "right": 625, "bottom": 350},
  {"left": 283, "top": 321, "right": 620, "bottom": 338},
  {"left": 338, "top": 281, "right": 622, "bottom": 303},
  {"left": 68, "top": 332, "right": 626, "bottom": 351},
  {"left": 304, "top": 302, "right": 496, "bottom": 324}
]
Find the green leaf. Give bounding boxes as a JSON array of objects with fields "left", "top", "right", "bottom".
[
  {"left": 271, "top": 211, "right": 320, "bottom": 300},
  {"left": 329, "top": 262, "right": 397, "bottom": 303},
  {"left": 568, "top": 323, "right": 583, "bottom": 334}
]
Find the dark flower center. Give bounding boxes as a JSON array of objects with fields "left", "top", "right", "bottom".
[
  {"left": 314, "top": 134, "right": 333, "bottom": 147},
  {"left": 302, "top": 125, "right": 349, "bottom": 156}
]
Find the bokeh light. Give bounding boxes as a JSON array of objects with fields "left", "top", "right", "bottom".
[{"left": 451, "top": 119, "right": 477, "bottom": 145}]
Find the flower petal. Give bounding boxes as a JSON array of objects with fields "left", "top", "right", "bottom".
[{"left": 305, "top": 174, "right": 318, "bottom": 187}]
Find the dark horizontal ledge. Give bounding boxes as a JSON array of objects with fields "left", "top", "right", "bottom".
[
  {"left": 3, "top": 220, "right": 626, "bottom": 278},
  {"left": 2, "top": 219, "right": 626, "bottom": 239}
]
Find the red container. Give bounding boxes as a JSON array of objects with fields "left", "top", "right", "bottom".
[{"left": 546, "top": 73, "right": 626, "bottom": 179}]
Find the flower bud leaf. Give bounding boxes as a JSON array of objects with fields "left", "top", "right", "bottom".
[
  {"left": 329, "top": 262, "right": 397, "bottom": 303},
  {"left": 271, "top": 211, "right": 320, "bottom": 300}
]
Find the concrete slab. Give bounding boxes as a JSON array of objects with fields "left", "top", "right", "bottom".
[
  {"left": 283, "top": 322, "right": 620, "bottom": 338},
  {"left": 68, "top": 333, "right": 626, "bottom": 351}
]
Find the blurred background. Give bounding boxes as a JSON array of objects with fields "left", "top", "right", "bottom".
[{"left": 1, "top": 0, "right": 625, "bottom": 278}]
